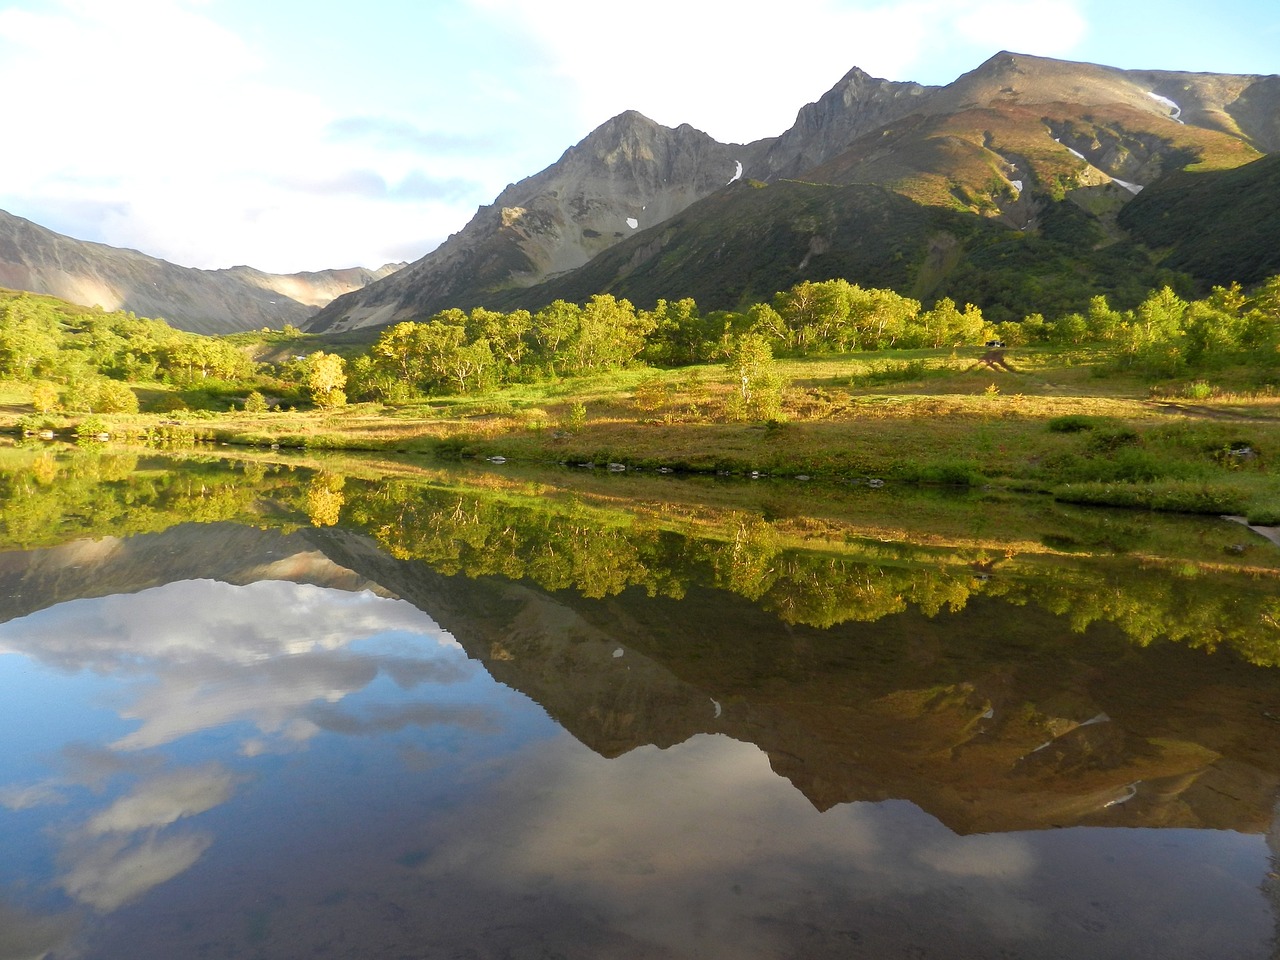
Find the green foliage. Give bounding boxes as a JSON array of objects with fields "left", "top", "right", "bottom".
[
  {"left": 0, "top": 288, "right": 270, "bottom": 411},
  {"left": 75, "top": 415, "right": 110, "bottom": 441},
  {"left": 1119, "top": 154, "right": 1280, "bottom": 289},
  {"left": 724, "top": 333, "right": 784, "bottom": 422},
  {"left": 1047, "top": 414, "right": 1097, "bottom": 433},
  {"left": 243, "top": 390, "right": 270, "bottom": 413},
  {"left": 563, "top": 401, "right": 587, "bottom": 433},
  {"left": 305, "top": 352, "right": 348, "bottom": 408},
  {"left": 1053, "top": 480, "right": 1250, "bottom": 515}
]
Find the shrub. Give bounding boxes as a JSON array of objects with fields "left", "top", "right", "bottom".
[
  {"left": 1047, "top": 414, "right": 1096, "bottom": 433},
  {"left": 243, "top": 390, "right": 270, "bottom": 413},
  {"left": 1182, "top": 380, "right": 1216, "bottom": 400},
  {"left": 564, "top": 402, "right": 587, "bottom": 432},
  {"left": 75, "top": 415, "right": 110, "bottom": 441},
  {"left": 1087, "top": 427, "right": 1141, "bottom": 453}
]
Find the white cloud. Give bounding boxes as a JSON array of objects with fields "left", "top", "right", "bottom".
[
  {"left": 464, "top": 0, "right": 1090, "bottom": 145},
  {"left": 0, "top": 0, "right": 490, "bottom": 271}
]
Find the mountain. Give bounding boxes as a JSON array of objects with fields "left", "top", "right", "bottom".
[
  {"left": 308, "top": 111, "right": 746, "bottom": 332},
  {"left": 310, "top": 51, "right": 1280, "bottom": 332},
  {"left": 0, "top": 209, "right": 402, "bottom": 335},
  {"left": 1117, "top": 152, "right": 1280, "bottom": 287}
]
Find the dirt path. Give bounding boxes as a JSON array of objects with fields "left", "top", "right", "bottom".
[{"left": 1147, "top": 401, "right": 1279, "bottom": 422}]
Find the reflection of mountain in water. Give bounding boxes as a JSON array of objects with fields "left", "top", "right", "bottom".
[
  {"left": 5, "top": 519, "right": 1276, "bottom": 838},
  {"left": 0, "top": 522, "right": 386, "bottom": 623}
]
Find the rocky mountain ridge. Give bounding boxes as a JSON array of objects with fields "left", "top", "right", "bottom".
[
  {"left": 310, "top": 50, "right": 1280, "bottom": 331},
  {"left": 0, "top": 209, "right": 402, "bottom": 335}
]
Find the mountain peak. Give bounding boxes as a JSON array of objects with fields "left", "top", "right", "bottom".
[{"left": 306, "top": 50, "right": 1280, "bottom": 332}]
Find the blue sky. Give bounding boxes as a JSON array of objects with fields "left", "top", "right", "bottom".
[{"left": 0, "top": 0, "right": 1276, "bottom": 274}]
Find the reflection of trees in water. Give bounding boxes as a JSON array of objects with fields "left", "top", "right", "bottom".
[
  {"left": 2, "top": 453, "right": 1277, "bottom": 667},
  {"left": 344, "top": 479, "right": 1280, "bottom": 665},
  {"left": 305, "top": 473, "right": 346, "bottom": 527}
]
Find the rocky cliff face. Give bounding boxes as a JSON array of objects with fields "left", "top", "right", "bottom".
[
  {"left": 752, "top": 66, "right": 937, "bottom": 180},
  {"left": 0, "top": 209, "right": 401, "bottom": 334}
]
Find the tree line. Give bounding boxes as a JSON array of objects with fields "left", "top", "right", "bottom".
[
  {"left": 3, "top": 272, "right": 1278, "bottom": 415},
  {"left": 0, "top": 293, "right": 252, "bottom": 412}
]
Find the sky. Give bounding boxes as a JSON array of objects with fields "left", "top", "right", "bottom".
[{"left": 0, "top": 0, "right": 1277, "bottom": 275}]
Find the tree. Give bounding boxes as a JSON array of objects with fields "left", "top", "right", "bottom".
[
  {"left": 527, "top": 300, "right": 581, "bottom": 373},
  {"left": 563, "top": 294, "right": 650, "bottom": 372},
  {"left": 0, "top": 296, "right": 60, "bottom": 379},
  {"left": 371, "top": 322, "right": 433, "bottom": 389},
  {"left": 724, "top": 333, "right": 784, "bottom": 421},
  {"left": 306, "top": 352, "right": 348, "bottom": 408},
  {"left": 907, "top": 298, "right": 985, "bottom": 348},
  {"left": 466, "top": 307, "right": 530, "bottom": 372},
  {"left": 31, "top": 381, "right": 60, "bottom": 413},
  {"left": 641, "top": 298, "right": 712, "bottom": 366}
]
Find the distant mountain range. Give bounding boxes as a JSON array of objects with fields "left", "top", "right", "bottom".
[
  {"left": 3, "top": 50, "right": 1278, "bottom": 335},
  {"left": 310, "top": 51, "right": 1280, "bottom": 331},
  {"left": 0, "top": 209, "right": 403, "bottom": 334}
]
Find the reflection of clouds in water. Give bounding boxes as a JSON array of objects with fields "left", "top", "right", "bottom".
[
  {"left": 58, "top": 830, "right": 213, "bottom": 912},
  {"left": 0, "top": 580, "right": 472, "bottom": 752},
  {"left": 85, "top": 763, "right": 240, "bottom": 835},
  {"left": 37, "top": 762, "right": 245, "bottom": 914},
  {"left": 112, "top": 649, "right": 477, "bottom": 751},
  {"left": 0, "top": 781, "right": 66, "bottom": 811},
  {"left": 0, "top": 580, "right": 448, "bottom": 670},
  {"left": 414, "top": 733, "right": 1039, "bottom": 956},
  {"left": 307, "top": 701, "right": 502, "bottom": 737},
  {"left": 0, "top": 901, "right": 77, "bottom": 959},
  {"left": 914, "top": 831, "right": 1035, "bottom": 878}
]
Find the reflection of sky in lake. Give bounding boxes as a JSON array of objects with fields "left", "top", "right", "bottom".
[{"left": 0, "top": 577, "right": 1274, "bottom": 959}]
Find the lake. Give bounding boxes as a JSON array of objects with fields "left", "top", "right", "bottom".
[{"left": 1, "top": 446, "right": 1279, "bottom": 959}]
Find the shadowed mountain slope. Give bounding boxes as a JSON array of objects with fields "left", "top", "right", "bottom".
[{"left": 1118, "top": 153, "right": 1280, "bottom": 287}]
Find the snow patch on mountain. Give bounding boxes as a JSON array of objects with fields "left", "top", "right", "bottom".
[
  {"left": 1055, "top": 138, "right": 1088, "bottom": 161},
  {"left": 1147, "top": 91, "right": 1184, "bottom": 123}
]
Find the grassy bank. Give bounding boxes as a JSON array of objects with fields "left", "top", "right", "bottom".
[{"left": 3, "top": 346, "right": 1278, "bottom": 521}]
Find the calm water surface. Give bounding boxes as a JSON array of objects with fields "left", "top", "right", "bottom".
[{"left": 1, "top": 450, "right": 1278, "bottom": 959}]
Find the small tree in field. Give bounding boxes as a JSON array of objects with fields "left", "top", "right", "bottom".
[
  {"left": 307, "top": 352, "right": 347, "bottom": 408},
  {"left": 724, "top": 333, "right": 784, "bottom": 421},
  {"left": 31, "top": 380, "right": 59, "bottom": 413}
]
